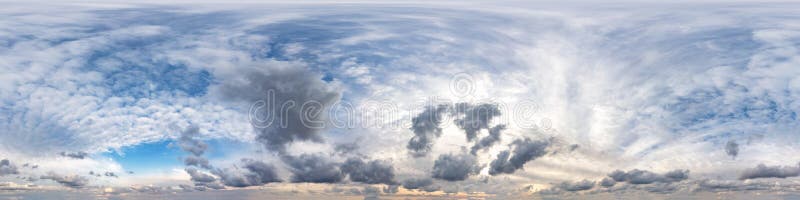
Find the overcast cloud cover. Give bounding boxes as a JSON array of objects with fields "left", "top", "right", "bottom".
[{"left": 2, "top": 0, "right": 800, "bottom": 199}]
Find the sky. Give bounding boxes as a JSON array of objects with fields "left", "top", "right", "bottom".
[{"left": 2, "top": 0, "right": 800, "bottom": 199}]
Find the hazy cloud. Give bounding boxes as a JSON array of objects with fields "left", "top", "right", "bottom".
[
  {"left": 59, "top": 152, "right": 88, "bottom": 159},
  {"left": 608, "top": 169, "right": 689, "bottom": 184},
  {"left": 40, "top": 172, "right": 89, "bottom": 188},
  {"left": 212, "top": 159, "right": 281, "bottom": 187},
  {"left": 725, "top": 140, "right": 739, "bottom": 159},
  {"left": 559, "top": 179, "right": 595, "bottom": 191},
  {"left": 185, "top": 168, "right": 216, "bottom": 183},
  {"left": 0, "top": 159, "right": 18, "bottom": 176}
]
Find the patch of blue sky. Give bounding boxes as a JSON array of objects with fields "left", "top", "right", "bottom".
[{"left": 104, "top": 138, "right": 254, "bottom": 173}]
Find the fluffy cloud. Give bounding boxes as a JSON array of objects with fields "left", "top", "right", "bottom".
[
  {"left": 431, "top": 153, "right": 482, "bottom": 181},
  {"left": 489, "top": 138, "right": 549, "bottom": 175},
  {"left": 282, "top": 154, "right": 344, "bottom": 183},
  {"left": 470, "top": 124, "right": 505, "bottom": 155},
  {"left": 212, "top": 159, "right": 281, "bottom": 187},
  {"left": 739, "top": 163, "right": 800, "bottom": 180},
  {"left": 725, "top": 140, "right": 739, "bottom": 159},
  {"left": 340, "top": 158, "right": 397, "bottom": 185},
  {"left": 452, "top": 103, "right": 502, "bottom": 141},
  {"left": 407, "top": 105, "right": 450, "bottom": 157},
  {"left": 559, "top": 179, "right": 595, "bottom": 191}
]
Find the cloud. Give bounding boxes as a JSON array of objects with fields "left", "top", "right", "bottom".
[
  {"left": 599, "top": 177, "right": 616, "bottom": 187},
  {"left": 608, "top": 169, "right": 689, "bottom": 184},
  {"left": 104, "top": 172, "right": 118, "bottom": 178},
  {"left": 185, "top": 168, "right": 216, "bottom": 183},
  {"left": 215, "top": 64, "right": 341, "bottom": 154},
  {"left": 452, "top": 103, "right": 502, "bottom": 141},
  {"left": 489, "top": 138, "right": 549, "bottom": 175},
  {"left": 407, "top": 105, "right": 450, "bottom": 157},
  {"left": 40, "top": 172, "right": 89, "bottom": 188},
  {"left": 401, "top": 178, "right": 434, "bottom": 190},
  {"left": 282, "top": 154, "right": 344, "bottom": 183},
  {"left": 559, "top": 179, "right": 595, "bottom": 191},
  {"left": 383, "top": 185, "right": 399, "bottom": 194},
  {"left": 470, "top": 124, "right": 505, "bottom": 155},
  {"left": 0, "top": 159, "right": 19, "bottom": 176},
  {"left": 211, "top": 158, "right": 281, "bottom": 187},
  {"left": 59, "top": 152, "right": 88, "bottom": 159},
  {"left": 725, "top": 140, "right": 739, "bottom": 159},
  {"left": 739, "top": 163, "right": 800, "bottom": 180},
  {"left": 431, "top": 153, "right": 481, "bottom": 181},
  {"left": 340, "top": 158, "right": 396, "bottom": 185},
  {"left": 177, "top": 125, "right": 208, "bottom": 157},
  {"left": 184, "top": 155, "right": 211, "bottom": 169}
]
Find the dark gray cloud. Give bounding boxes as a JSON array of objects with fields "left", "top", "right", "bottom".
[
  {"left": 559, "top": 179, "right": 595, "bottom": 191},
  {"left": 0, "top": 159, "right": 19, "bottom": 176},
  {"left": 40, "top": 172, "right": 88, "bottom": 188},
  {"left": 184, "top": 155, "right": 211, "bottom": 169},
  {"left": 407, "top": 105, "right": 450, "bottom": 157},
  {"left": 341, "top": 158, "right": 396, "bottom": 184},
  {"left": 59, "top": 151, "right": 88, "bottom": 159},
  {"left": 607, "top": 169, "right": 689, "bottom": 184},
  {"left": 739, "top": 163, "right": 800, "bottom": 180},
  {"left": 452, "top": 103, "right": 502, "bottom": 141},
  {"left": 470, "top": 124, "right": 505, "bottom": 155},
  {"left": 431, "top": 153, "right": 481, "bottom": 181},
  {"left": 489, "top": 138, "right": 549, "bottom": 175},
  {"left": 212, "top": 159, "right": 282, "bottom": 187},
  {"left": 334, "top": 142, "right": 359, "bottom": 155},
  {"left": 185, "top": 168, "right": 216, "bottom": 183},
  {"left": 402, "top": 178, "right": 434, "bottom": 190},
  {"left": 363, "top": 186, "right": 380, "bottom": 200},
  {"left": 282, "top": 154, "right": 344, "bottom": 183},
  {"left": 177, "top": 126, "right": 207, "bottom": 157},
  {"left": 217, "top": 66, "right": 340, "bottom": 153},
  {"left": 599, "top": 177, "right": 616, "bottom": 187},
  {"left": 725, "top": 140, "right": 739, "bottom": 159}
]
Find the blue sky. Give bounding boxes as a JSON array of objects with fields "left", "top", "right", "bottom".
[{"left": 2, "top": 1, "right": 800, "bottom": 199}]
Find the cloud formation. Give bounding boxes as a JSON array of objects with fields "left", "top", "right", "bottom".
[
  {"left": 470, "top": 124, "right": 505, "bottom": 155},
  {"left": 725, "top": 140, "right": 739, "bottom": 159},
  {"left": 283, "top": 154, "right": 344, "bottom": 183},
  {"left": 212, "top": 159, "right": 281, "bottom": 187},
  {"left": 452, "top": 103, "right": 502, "bottom": 141},
  {"left": 0, "top": 159, "right": 18, "bottom": 176},
  {"left": 608, "top": 169, "right": 689, "bottom": 184},
  {"left": 431, "top": 153, "right": 482, "bottom": 181},
  {"left": 489, "top": 138, "right": 549, "bottom": 175},
  {"left": 59, "top": 152, "right": 88, "bottom": 159},
  {"left": 407, "top": 105, "right": 450, "bottom": 157},
  {"left": 341, "top": 158, "right": 397, "bottom": 185},
  {"left": 40, "top": 172, "right": 89, "bottom": 188},
  {"left": 739, "top": 163, "right": 800, "bottom": 180}
]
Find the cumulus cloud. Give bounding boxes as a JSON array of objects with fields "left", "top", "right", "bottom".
[
  {"left": 489, "top": 138, "right": 549, "bottom": 175},
  {"left": 739, "top": 163, "right": 800, "bottom": 180},
  {"left": 431, "top": 153, "right": 482, "bottom": 181},
  {"left": 407, "top": 105, "right": 450, "bottom": 157},
  {"left": 340, "top": 158, "right": 396, "bottom": 185},
  {"left": 184, "top": 155, "right": 211, "bottom": 169},
  {"left": 0, "top": 159, "right": 19, "bottom": 176},
  {"left": 725, "top": 140, "right": 739, "bottom": 159},
  {"left": 185, "top": 168, "right": 216, "bottom": 183},
  {"left": 452, "top": 103, "right": 502, "bottom": 141},
  {"left": 40, "top": 172, "right": 89, "bottom": 188},
  {"left": 176, "top": 125, "right": 213, "bottom": 170},
  {"left": 599, "top": 177, "right": 616, "bottom": 187},
  {"left": 470, "top": 124, "right": 505, "bottom": 155},
  {"left": 212, "top": 159, "right": 281, "bottom": 187},
  {"left": 282, "top": 154, "right": 344, "bottom": 183},
  {"left": 216, "top": 65, "right": 340, "bottom": 153},
  {"left": 608, "top": 169, "right": 690, "bottom": 184}
]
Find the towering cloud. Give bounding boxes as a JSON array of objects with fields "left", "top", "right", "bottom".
[
  {"left": 407, "top": 105, "right": 450, "bottom": 157},
  {"left": 341, "top": 158, "right": 397, "bottom": 184},
  {"left": 489, "top": 138, "right": 549, "bottom": 175},
  {"left": 608, "top": 169, "right": 689, "bottom": 184},
  {"left": 283, "top": 154, "right": 344, "bottom": 183},
  {"left": 739, "top": 163, "right": 800, "bottom": 180},
  {"left": 217, "top": 65, "right": 340, "bottom": 153},
  {"left": 0, "top": 159, "right": 18, "bottom": 176},
  {"left": 40, "top": 172, "right": 89, "bottom": 188},
  {"left": 177, "top": 125, "right": 211, "bottom": 169},
  {"left": 452, "top": 103, "right": 502, "bottom": 141},
  {"left": 470, "top": 124, "right": 505, "bottom": 155},
  {"left": 431, "top": 153, "right": 482, "bottom": 181},
  {"left": 725, "top": 140, "right": 739, "bottom": 159},
  {"left": 212, "top": 159, "right": 281, "bottom": 187}
]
